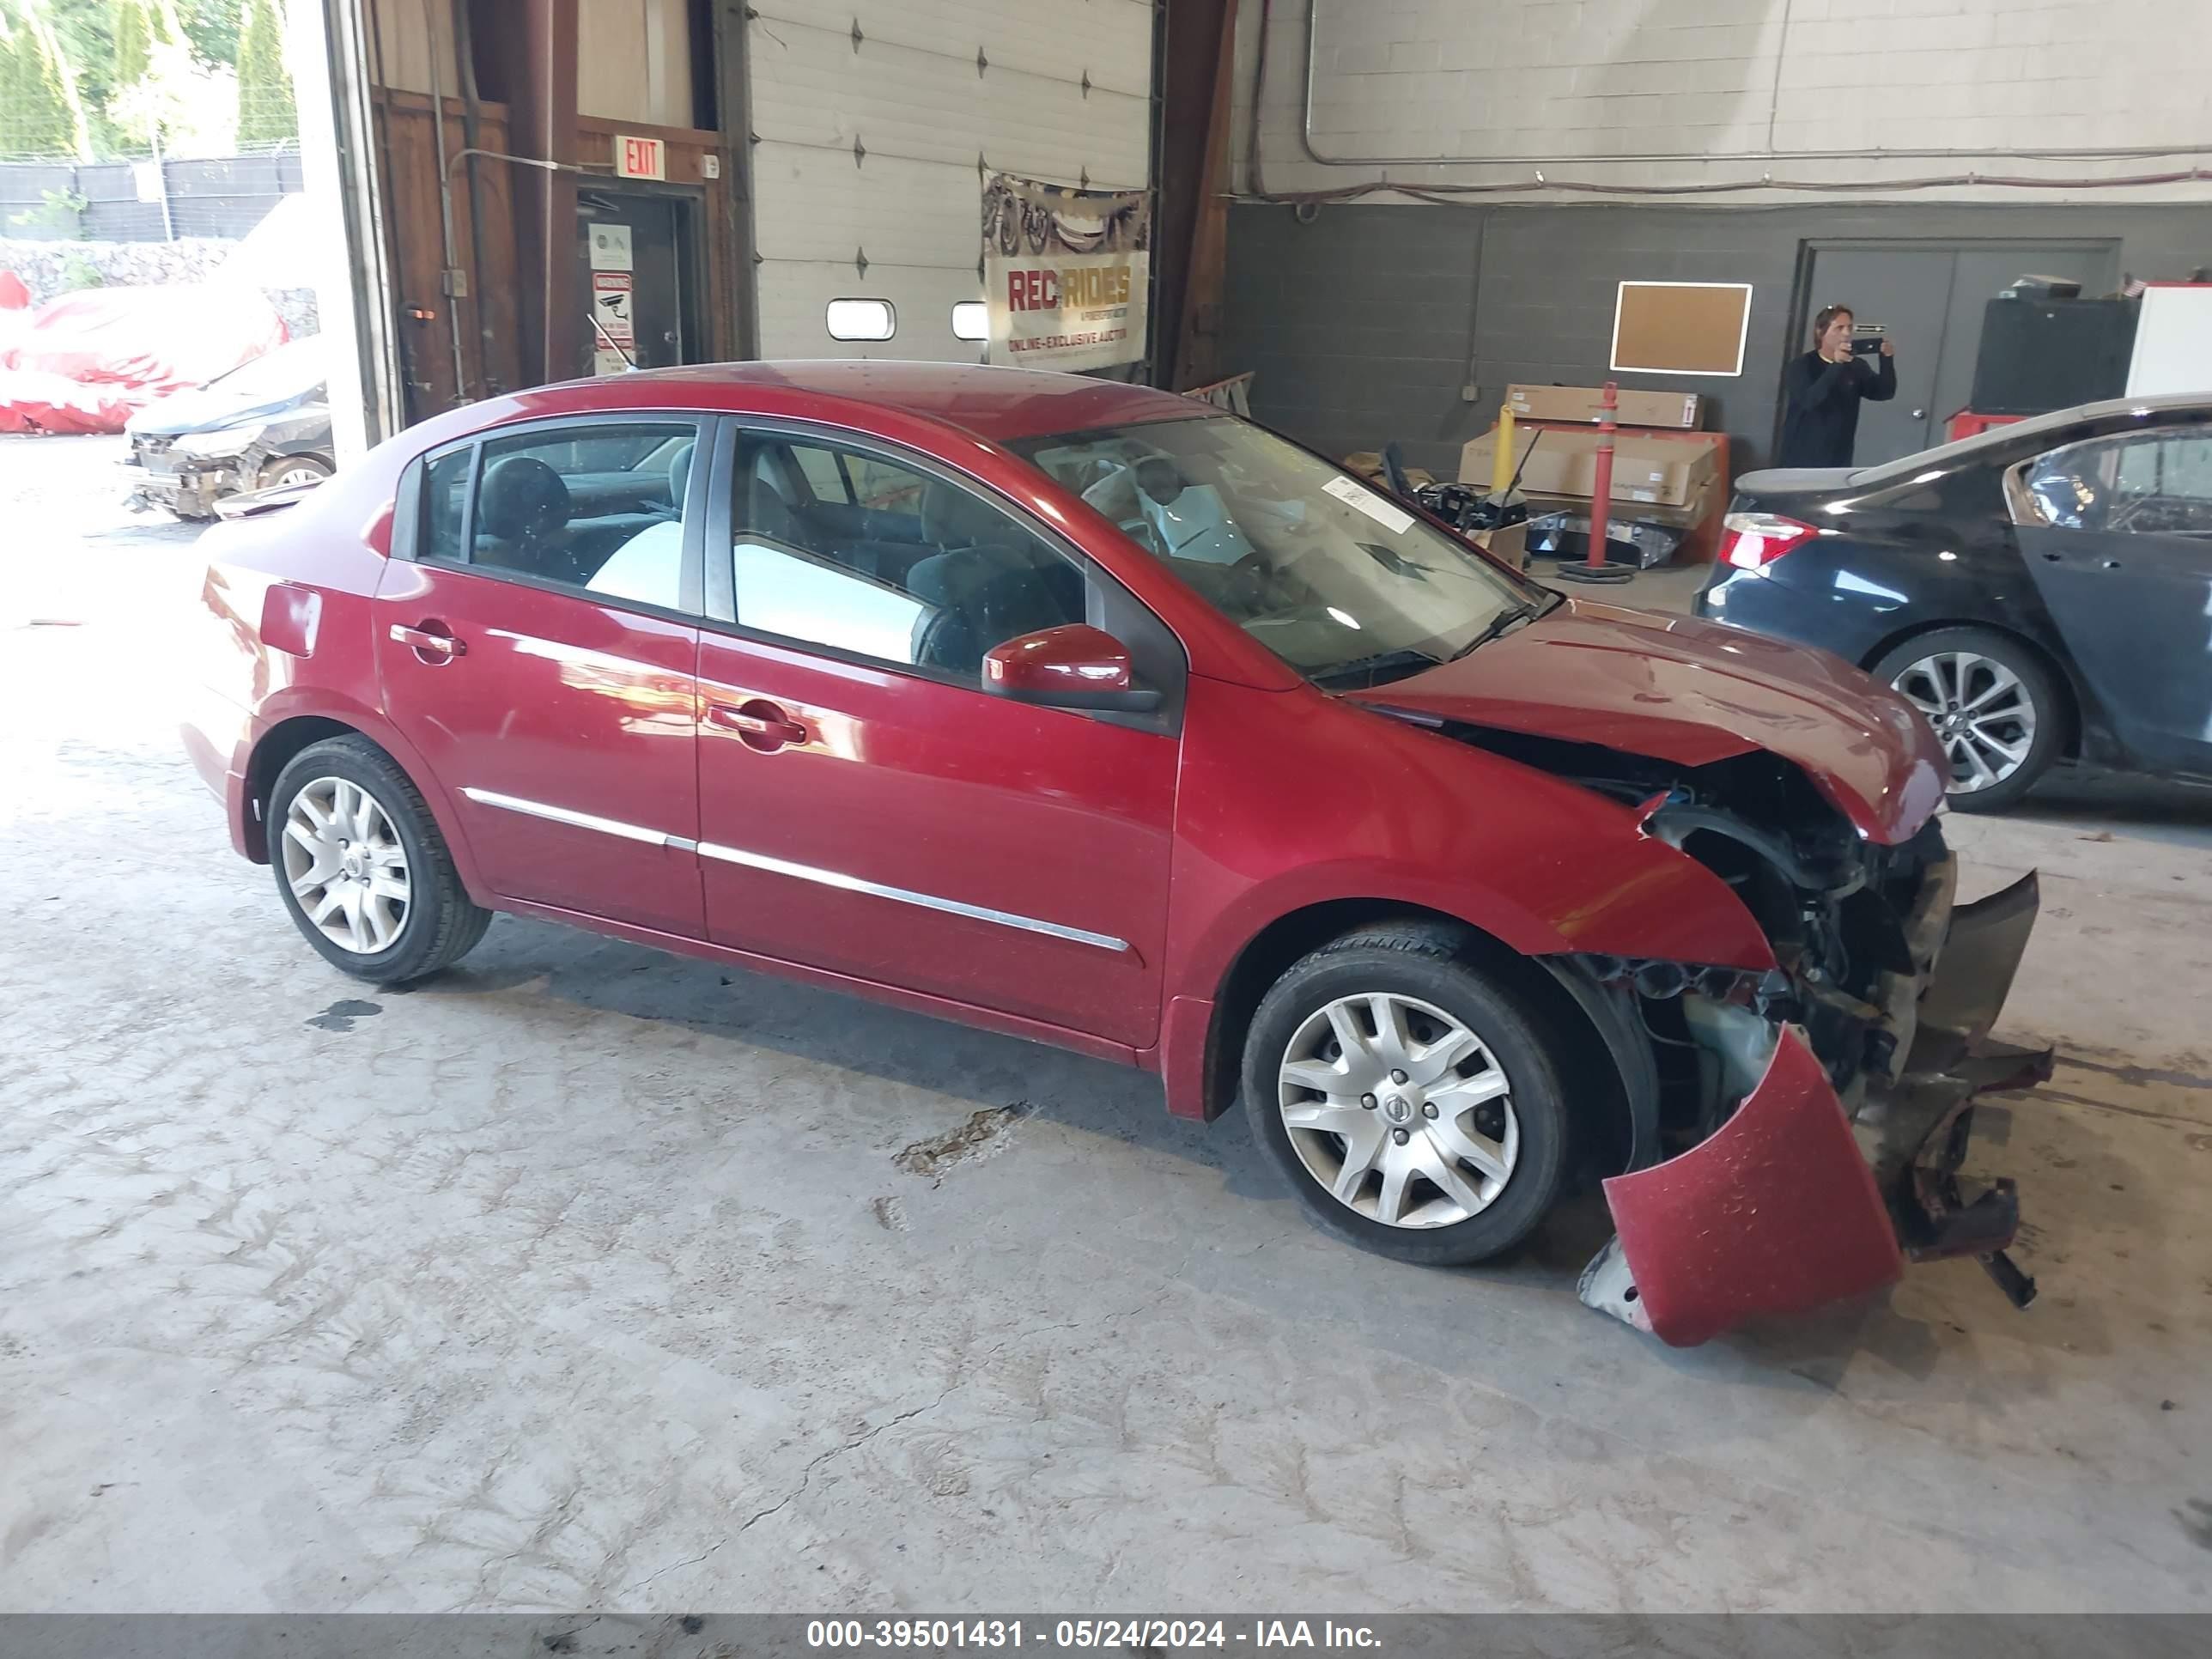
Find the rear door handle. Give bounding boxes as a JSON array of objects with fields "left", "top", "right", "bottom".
[
  {"left": 708, "top": 698, "right": 807, "bottom": 750},
  {"left": 390, "top": 623, "right": 465, "bottom": 659}
]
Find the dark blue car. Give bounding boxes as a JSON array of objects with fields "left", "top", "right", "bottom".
[{"left": 1697, "top": 394, "right": 2212, "bottom": 811}]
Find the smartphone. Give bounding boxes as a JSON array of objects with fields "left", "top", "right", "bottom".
[{"left": 1850, "top": 325, "right": 1887, "bottom": 356}]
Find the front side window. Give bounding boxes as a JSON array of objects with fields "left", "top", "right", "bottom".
[
  {"left": 2016, "top": 430, "right": 2212, "bottom": 538},
  {"left": 422, "top": 421, "right": 700, "bottom": 609},
  {"left": 1009, "top": 416, "right": 1538, "bottom": 684},
  {"left": 729, "top": 434, "right": 1090, "bottom": 679}
]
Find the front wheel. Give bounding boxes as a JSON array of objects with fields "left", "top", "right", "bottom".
[
  {"left": 1241, "top": 927, "right": 1570, "bottom": 1267},
  {"left": 1872, "top": 627, "right": 2062, "bottom": 812},
  {"left": 258, "top": 454, "right": 332, "bottom": 491},
  {"left": 269, "top": 736, "right": 491, "bottom": 982}
]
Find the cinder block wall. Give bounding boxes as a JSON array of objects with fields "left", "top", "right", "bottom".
[{"left": 1223, "top": 200, "right": 2212, "bottom": 479}]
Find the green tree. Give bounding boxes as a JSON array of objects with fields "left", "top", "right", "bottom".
[
  {"left": 234, "top": 0, "right": 294, "bottom": 148},
  {"left": 173, "top": 0, "right": 240, "bottom": 72},
  {"left": 0, "top": 3, "right": 91, "bottom": 161},
  {"left": 46, "top": 0, "right": 122, "bottom": 155},
  {"left": 112, "top": 0, "right": 152, "bottom": 89},
  {"left": 44, "top": 0, "right": 116, "bottom": 115},
  {"left": 114, "top": 0, "right": 184, "bottom": 84}
]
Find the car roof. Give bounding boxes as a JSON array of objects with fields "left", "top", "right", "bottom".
[
  {"left": 1846, "top": 392, "right": 2212, "bottom": 484},
  {"left": 532, "top": 360, "right": 1208, "bottom": 445}
]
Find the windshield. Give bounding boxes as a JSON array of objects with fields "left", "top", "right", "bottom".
[
  {"left": 204, "top": 337, "right": 324, "bottom": 402},
  {"left": 1012, "top": 416, "right": 1536, "bottom": 682}
]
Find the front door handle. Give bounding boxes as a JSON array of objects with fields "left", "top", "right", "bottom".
[
  {"left": 390, "top": 622, "right": 465, "bottom": 661},
  {"left": 708, "top": 698, "right": 807, "bottom": 751}
]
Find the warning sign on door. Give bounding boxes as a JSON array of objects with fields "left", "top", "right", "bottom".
[{"left": 592, "top": 270, "right": 635, "bottom": 375}]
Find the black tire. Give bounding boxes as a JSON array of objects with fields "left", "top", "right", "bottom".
[
  {"left": 1241, "top": 925, "right": 1571, "bottom": 1267},
  {"left": 258, "top": 454, "right": 333, "bottom": 491},
  {"left": 1870, "top": 626, "right": 2063, "bottom": 814},
  {"left": 268, "top": 735, "right": 492, "bottom": 983}
]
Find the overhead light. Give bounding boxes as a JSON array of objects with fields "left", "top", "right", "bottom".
[
  {"left": 951, "top": 301, "right": 988, "bottom": 342},
  {"left": 826, "top": 298, "right": 895, "bottom": 341},
  {"left": 1327, "top": 606, "right": 1361, "bottom": 629}
]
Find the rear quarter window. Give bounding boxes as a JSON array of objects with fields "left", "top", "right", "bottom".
[{"left": 421, "top": 447, "right": 473, "bottom": 562}]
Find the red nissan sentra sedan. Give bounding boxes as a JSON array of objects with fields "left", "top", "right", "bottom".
[{"left": 181, "top": 362, "right": 2052, "bottom": 1345}]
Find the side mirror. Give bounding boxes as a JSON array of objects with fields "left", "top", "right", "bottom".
[{"left": 982, "top": 623, "right": 1161, "bottom": 714}]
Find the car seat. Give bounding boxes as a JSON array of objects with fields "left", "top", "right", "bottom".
[
  {"left": 580, "top": 440, "right": 695, "bottom": 607},
  {"left": 477, "top": 454, "right": 578, "bottom": 580},
  {"left": 907, "top": 481, "right": 1086, "bottom": 674},
  {"left": 667, "top": 438, "right": 694, "bottom": 511}
]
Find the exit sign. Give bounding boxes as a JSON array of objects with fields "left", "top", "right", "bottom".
[{"left": 615, "top": 134, "right": 665, "bottom": 180}]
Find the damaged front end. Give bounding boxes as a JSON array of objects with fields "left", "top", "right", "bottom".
[{"left": 1469, "top": 729, "right": 2046, "bottom": 1346}]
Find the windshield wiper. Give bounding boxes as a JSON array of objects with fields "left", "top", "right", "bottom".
[
  {"left": 1450, "top": 604, "right": 1540, "bottom": 660},
  {"left": 1309, "top": 648, "right": 1443, "bottom": 690}
]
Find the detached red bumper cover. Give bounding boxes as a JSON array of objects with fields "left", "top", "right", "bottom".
[
  {"left": 1578, "top": 868, "right": 2048, "bottom": 1346},
  {"left": 1589, "top": 1030, "right": 1903, "bottom": 1346}
]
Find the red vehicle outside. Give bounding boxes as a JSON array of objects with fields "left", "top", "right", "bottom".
[{"left": 181, "top": 362, "right": 2050, "bottom": 1345}]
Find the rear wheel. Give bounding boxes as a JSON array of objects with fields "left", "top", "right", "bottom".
[
  {"left": 1872, "top": 626, "right": 2062, "bottom": 812},
  {"left": 1241, "top": 926, "right": 1571, "bottom": 1266},
  {"left": 269, "top": 736, "right": 491, "bottom": 982}
]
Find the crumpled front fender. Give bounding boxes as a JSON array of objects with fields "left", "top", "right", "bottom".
[{"left": 1582, "top": 1028, "right": 1904, "bottom": 1346}]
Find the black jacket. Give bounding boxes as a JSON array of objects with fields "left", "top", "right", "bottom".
[{"left": 1778, "top": 350, "right": 1897, "bottom": 469}]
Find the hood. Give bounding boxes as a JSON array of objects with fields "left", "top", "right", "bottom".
[
  {"left": 1346, "top": 599, "right": 1948, "bottom": 844},
  {"left": 127, "top": 379, "right": 324, "bottom": 438}
]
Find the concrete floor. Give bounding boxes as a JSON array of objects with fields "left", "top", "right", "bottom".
[{"left": 3, "top": 435, "right": 2210, "bottom": 1613}]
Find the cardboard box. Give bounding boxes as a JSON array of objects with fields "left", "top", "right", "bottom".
[
  {"left": 1472, "top": 520, "right": 1528, "bottom": 574},
  {"left": 1505, "top": 384, "right": 1704, "bottom": 430},
  {"left": 1341, "top": 451, "right": 1435, "bottom": 491},
  {"left": 1458, "top": 427, "right": 1722, "bottom": 511},
  {"left": 1521, "top": 489, "right": 1706, "bottom": 530}
]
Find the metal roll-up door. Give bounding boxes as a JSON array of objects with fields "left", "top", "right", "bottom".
[{"left": 746, "top": 1, "right": 1153, "bottom": 361}]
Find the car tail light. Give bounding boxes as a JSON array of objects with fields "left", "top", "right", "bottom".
[{"left": 1720, "top": 512, "right": 1818, "bottom": 572}]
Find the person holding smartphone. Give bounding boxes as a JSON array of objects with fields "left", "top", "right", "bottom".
[{"left": 1777, "top": 304, "right": 1898, "bottom": 468}]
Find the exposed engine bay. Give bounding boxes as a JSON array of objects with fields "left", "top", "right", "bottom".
[{"left": 1438, "top": 720, "right": 2051, "bottom": 1345}]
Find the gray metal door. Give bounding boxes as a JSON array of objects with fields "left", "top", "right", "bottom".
[
  {"left": 1805, "top": 242, "right": 2120, "bottom": 467},
  {"left": 1802, "top": 247, "right": 1952, "bottom": 465}
]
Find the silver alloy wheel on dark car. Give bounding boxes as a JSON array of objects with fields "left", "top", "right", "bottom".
[
  {"left": 280, "top": 775, "right": 412, "bottom": 956},
  {"left": 1890, "top": 648, "right": 2039, "bottom": 794},
  {"left": 1277, "top": 991, "right": 1519, "bottom": 1229}
]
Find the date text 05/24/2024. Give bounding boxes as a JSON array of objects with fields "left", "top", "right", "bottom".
[{"left": 805, "top": 1620, "right": 1382, "bottom": 1650}]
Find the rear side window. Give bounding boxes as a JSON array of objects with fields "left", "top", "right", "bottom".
[
  {"left": 416, "top": 421, "right": 701, "bottom": 611},
  {"left": 2017, "top": 430, "right": 2212, "bottom": 537},
  {"left": 422, "top": 448, "right": 472, "bottom": 563}
]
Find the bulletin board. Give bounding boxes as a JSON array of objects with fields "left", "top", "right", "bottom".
[{"left": 1609, "top": 282, "right": 1754, "bottom": 378}]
